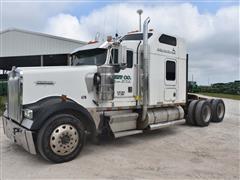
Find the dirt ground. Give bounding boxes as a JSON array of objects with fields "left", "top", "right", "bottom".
[{"left": 0, "top": 97, "right": 239, "bottom": 180}]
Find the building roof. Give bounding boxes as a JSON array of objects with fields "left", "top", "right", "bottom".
[
  {"left": 0, "top": 28, "right": 86, "bottom": 57},
  {"left": 0, "top": 28, "right": 86, "bottom": 44}
]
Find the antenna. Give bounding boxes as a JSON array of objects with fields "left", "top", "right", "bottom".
[
  {"left": 137, "top": 9, "right": 143, "bottom": 32},
  {"left": 115, "top": 4, "right": 120, "bottom": 37},
  {"left": 103, "top": 14, "right": 106, "bottom": 41}
]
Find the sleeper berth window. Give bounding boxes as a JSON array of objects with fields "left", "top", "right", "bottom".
[{"left": 166, "top": 61, "right": 176, "bottom": 81}]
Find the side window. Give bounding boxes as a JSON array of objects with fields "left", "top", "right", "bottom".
[
  {"left": 159, "top": 34, "right": 177, "bottom": 46},
  {"left": 166, "top": 61, "right": 176, "bottom": 81},
  {"left": 126, "top": 50, "right": 133, "bottom": 68}
]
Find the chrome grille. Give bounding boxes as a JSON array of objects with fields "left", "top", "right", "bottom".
[{"left": 7, "top": 70, "right": 22, "bottom": 123}]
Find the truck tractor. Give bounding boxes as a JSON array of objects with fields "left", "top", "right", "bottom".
[{"left": 2, "top": 17, "right": 225, "bottom": 163}]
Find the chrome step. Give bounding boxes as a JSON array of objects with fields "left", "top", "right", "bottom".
[
  {"left": 149, "top": 119, "right": 185, "bottom": 130},
  {"left": 114, "top": 130, "right": 143, "bottom": 138}
]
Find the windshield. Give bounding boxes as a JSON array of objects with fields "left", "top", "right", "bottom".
[{"left": 72, "top": 48, "right": 107, "bottom": 66}]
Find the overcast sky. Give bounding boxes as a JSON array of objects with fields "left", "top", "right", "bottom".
[{"left": 1, "top": 1, "right": 239, "bottom": 85}]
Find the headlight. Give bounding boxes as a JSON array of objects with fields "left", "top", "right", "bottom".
[{"left": 23, "top": 109, "right": 33, "bottom": 119}]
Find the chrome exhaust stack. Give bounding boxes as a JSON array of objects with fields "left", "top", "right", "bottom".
[{"left": 141, "top": 17, "right": 150, "bottom": 121}]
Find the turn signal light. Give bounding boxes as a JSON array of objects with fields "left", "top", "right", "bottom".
[{"left": 24, "top": 109, "right": 33, "bottom": 119}]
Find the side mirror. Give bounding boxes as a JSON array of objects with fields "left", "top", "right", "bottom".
[
  {"left": 118, "top": 46, "right": 127, "bottom": 70},
  {"left": 118, "top": 46, "right": 127, "bottom": 65}
]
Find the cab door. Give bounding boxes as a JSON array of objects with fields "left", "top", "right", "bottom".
[
  {"left": 113, "top": 49, "right": 135, "bottom": 99},
  {"left": 164, "top": 59, "right": 177, "bottom": 102}
]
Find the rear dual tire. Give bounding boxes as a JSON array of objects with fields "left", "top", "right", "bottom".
[
  {"left": 187, "top": 100, "right": 212, "bottom": 127},
  {"left": 187, "top": 99, "right": 225, "bottom": 127},
  {"left": 195, "top": 100, "right": 212, "bottom": 127},
  {"left": 187, "top": 100, "right": 198, "bottom": 125},
  {"left": 211, "top": 99, "right": 225, "bottom": 122}
]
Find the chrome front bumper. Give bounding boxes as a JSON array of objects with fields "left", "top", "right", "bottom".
[{"left": 2, "top": 116, "right": 36, "bottom": 154}]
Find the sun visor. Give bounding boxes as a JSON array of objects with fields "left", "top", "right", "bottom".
[{"left": 71, "top": 41, "right": 109, "bottom": 54}]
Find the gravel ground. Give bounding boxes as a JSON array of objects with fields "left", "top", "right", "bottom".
[{"left": 0, "top": 97, "right": 239, "bottom": 179}]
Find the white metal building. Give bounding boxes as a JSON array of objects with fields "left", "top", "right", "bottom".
[{"left": 0, "top": 28, "right": 86, "bottom": 70}]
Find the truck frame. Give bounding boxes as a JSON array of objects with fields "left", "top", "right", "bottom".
[{"left": 2, "top": 17, "right": 225, "bottom": 163}]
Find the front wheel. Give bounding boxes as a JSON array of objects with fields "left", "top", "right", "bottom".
[{"left": 37, "top": 114, "right": 85, "bottom": 163}]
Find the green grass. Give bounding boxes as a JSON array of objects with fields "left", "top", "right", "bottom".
[{"left": 198, "top": 92, "right": 240, "bottom": 100}]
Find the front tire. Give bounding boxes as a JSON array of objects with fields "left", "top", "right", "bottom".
[{"left": 37, "top": 114, "right": 85, "bottom": 163}]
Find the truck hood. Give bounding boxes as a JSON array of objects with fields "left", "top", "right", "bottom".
[
  {"left": 19, "top": 66, "right": 97, "bottom": 106},
  {"left": 18, "top": 65, "right": 96, "bottom": 73}
]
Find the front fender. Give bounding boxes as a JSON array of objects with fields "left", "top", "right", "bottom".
[{"left": 24, "top": 96, "right": 96, "bottom": 135}]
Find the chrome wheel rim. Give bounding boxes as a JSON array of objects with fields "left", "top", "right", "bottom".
[
  {"left": 217, "top": 103, "right": 224, "bottom": 119},
  {"left": 50, "top": 124, "right": 79, "bottom": 156},
  {"left": 202, "top": 105, "right": 211, "bottom": 123}
]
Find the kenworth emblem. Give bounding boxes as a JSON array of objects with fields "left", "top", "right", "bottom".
[{"left": 35, "top": 81, "right": 55, "bottom": 85}]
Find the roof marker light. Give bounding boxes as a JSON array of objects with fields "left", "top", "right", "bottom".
[
  {"left": 128, "top": 30, "right": 139, "bottom": 34},
  {"left": 88, "top": 40, "right": 98, "bottom": 44}
]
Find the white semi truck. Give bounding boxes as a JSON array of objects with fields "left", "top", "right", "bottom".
[{"left": 2, "top": 17, "right": 225, "bottom": 163}]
